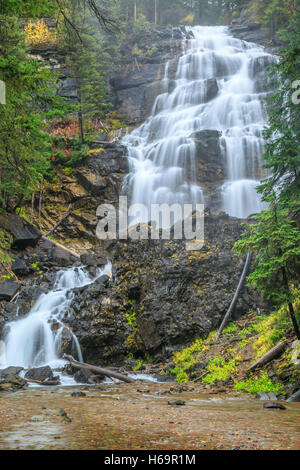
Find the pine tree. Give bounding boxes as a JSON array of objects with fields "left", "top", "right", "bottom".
[
  {"left": 234, "top": 7, "right": 300, "bottom": 339},
  {"left": 60, "top": 1, "right": 112, "bottom": 143},
  {"left": 0, "top": 15, "right": 66, "bottom": 212}
]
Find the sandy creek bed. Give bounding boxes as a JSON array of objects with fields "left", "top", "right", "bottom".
[{"left": 0, "top": 382, "right": 299, "bottom": 450}]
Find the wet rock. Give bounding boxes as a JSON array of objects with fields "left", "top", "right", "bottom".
[
  {"left": 11, "top": 257, "right": 29, "bottom": 276},
  {"left": 168, "top": 400, "right": 186, "bottom": 406},
  {"left": 0, "top": 214, "right": 41, "bottom": 248},
  {"left": 95, "top": 274, "right": 110, "bottom": 286},
  {"left": 0, "top": 366, "right": 23, "bottom": 380},
  {"left": 0, "top": 367, "right": 27, "bottom": 392},
  {"left": 80, "top": 253, "right": 107, "bottom": 266},
  {"left": 50, "top": 246, "right": 72, "bottom": 267},
  {"left": 0, "top": 280, "right": 20, "bottom": 301},
  {"left": 263, "top": 401, "right": 286, "bottom": 410},
  {"left": 24, "top": 366, "right": 55, "bottom": 383},
  {"left": 71, "top": 391, "right": 86, "bottom": 397},
  {"left": 74, "top": 368, "right": 94, "bottom": 384}
]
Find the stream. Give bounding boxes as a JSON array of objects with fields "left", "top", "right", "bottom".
[{"left": 0, "top": 383, "right": 299, "bottom": 450}]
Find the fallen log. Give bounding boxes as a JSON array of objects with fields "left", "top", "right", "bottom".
[
  {"left": 247, "top": 340, "right": 288, "bottom": 372},
  {"left": 215, "top": 249, "right": 251, "bottom": 342},
  {"left": 63, "top": 354, "right": 136, "bottom": 383},
  {"left": 24, "top": 377, "right": 61, "bottom": 386},
  {"left": 42, "top": 236, "right": 80, "bottom": 259}
]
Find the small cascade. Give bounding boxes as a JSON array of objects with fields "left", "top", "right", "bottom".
[
  {"left": 1, "top": 264, "right": 112, "bottom": 370},
  {"left": 123, "top": 26, "right": 274, "bottom": 221}
]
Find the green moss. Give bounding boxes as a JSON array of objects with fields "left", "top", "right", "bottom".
[
  {"left": 170, "top": 338, "right": 209, "bottom": 383},
  {"left": 252, "top": 298, "right": 300, "bottom": 359},
  {"left": 203, "top": 356, "right": 238, "bottom": 384},
  {"left": 31, "top": 261, "right": 43, "bottom": 274},
  {"left": 223, "top": 322, "right": 238, "bottom": 334},
  {"left": 234, "top": 371, "right": 283, "bottom": 394}
]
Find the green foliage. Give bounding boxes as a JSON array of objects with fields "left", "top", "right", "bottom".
[
  {"left": 170, "top": 338, "right": 208, "bottom": 383},
  {"left": 223, "top": 322, "right": 238, "bottom": 334},
  {"left": 234, "top": 370, "right": 283, "bottom": 393},
  {"left": 0, "top": 15, "right": 67, "bottom": 212},
  {"left": 203, "top": 356, "right": 238, "bottom": 384},
  {"left": 59, "top": 1, "right": 114, "bottom": 143},
  {"left": 234, "top": 206, "right": 300, "bottom": 305},
  {"left": 252, "top": 297, "right": 300, "bottom": 358}
]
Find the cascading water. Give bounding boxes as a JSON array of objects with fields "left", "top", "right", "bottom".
[
  {"left": 123, "top": 26, "right": 274, "bottom": 221},
  {"left": 1, "top": 264, "right": 111, "bottom": 370}
]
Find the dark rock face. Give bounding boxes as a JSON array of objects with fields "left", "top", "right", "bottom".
[
  {"left": 229, "top": 9, "right": 285, "bottom": 53},
  {"left": 0, "top": 214, "right": 41, "bottom": 249},
  {"left": 59, "top": 212, "right": 261, "bottom": 365},
  {"left": 249, "top": 55, "right": 278, "bottom": 93},
  {"left": 39, "top": 142, "right": 128, "bottom": 245},
  {"left": 0, "top": 280, "right": 20, "bottom": 301},
  {"left": 110, "top": 26, "right": 185, "bottom": 124}
]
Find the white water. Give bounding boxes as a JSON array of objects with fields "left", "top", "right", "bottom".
[
  {"left": 123, "top": 26, "right": 273, "bottom": 220},
  {"left": 1, "top": 264, "right": 112, "bottom": 371}
]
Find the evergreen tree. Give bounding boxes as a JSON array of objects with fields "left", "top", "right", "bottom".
[
  {"left": 0, "top": 15, "right": 65, "bottom": 212},
  {"left": 59, "top": 1, "right": 112, "bottom": 143},
  {"left": 234, "top": 7, "right": 300, "bottom": 339}
]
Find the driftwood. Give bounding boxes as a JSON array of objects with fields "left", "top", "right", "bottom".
[
  {"left": 24, "top": 377, "right": 60, "bottom": 386},
  {"left": 63, "top": 354, "right": 136, "bottom": 383},
  {"left": 247, "top": 340, "right": 288, "bottom": 372},
  {"left": 44, "top": 204, "right": 73, "bottom": 237},
  {"left": 9, "top": 289, "right": 20, "bottom": 303},
  {"left": 215, "top": 249, "right": 251, "bottom": 342}
]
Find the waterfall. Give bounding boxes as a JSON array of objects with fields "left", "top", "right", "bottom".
[
  {"left": 123, "top": 26, "right": 273, "bottom": 222},
  {"left": 1, "top": 264, "right": 111, "bottom": 369}
]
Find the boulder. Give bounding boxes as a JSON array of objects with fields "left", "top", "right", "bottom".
[
  {"left": 0, "top": 280, "right": 20, "bottom": 301},
  {"left": 51, "top": 246, "right": 72, "bottom": 267},
  {"left": 24, "top": 365, "right": 54, "bottom": 382},
  {"left": 0, "top": 366, "right": 23, "bottom": 380},
  {"left": 263, "top": 401, "right": 286, "bottom": 410},
  {"left": 80, "top": 253, "right": 107, "bottom": 266},
  {"left": 0, "top": 366, "right": 27, "bottom": 392},
  {"left": 0, "top": 214, "right": 41, "bottom": 249},
  {"left": 12, "top": 257, "right": 28, "bottom": 276}
]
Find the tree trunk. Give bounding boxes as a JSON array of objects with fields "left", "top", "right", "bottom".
[
  {"left": 38, "top": 181, "right": 44, "bottom": 230},
  {"left": 63, "top": 354, "right": 136, "bottom": 383},
  {"left": 42, "top": 236, "right": 80, "bottom": 259},
  {"left": 77, "top": 85, "right": 84, "bottom": 144},
  {"left": 215, "top": 250, "right": 251, "bottom": 342},
  {"left": 282, "top": 267, "right": 300, "bottom": 339},
  {"left": 247, "top": 340, "right": 288, "bottom": 372}
]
